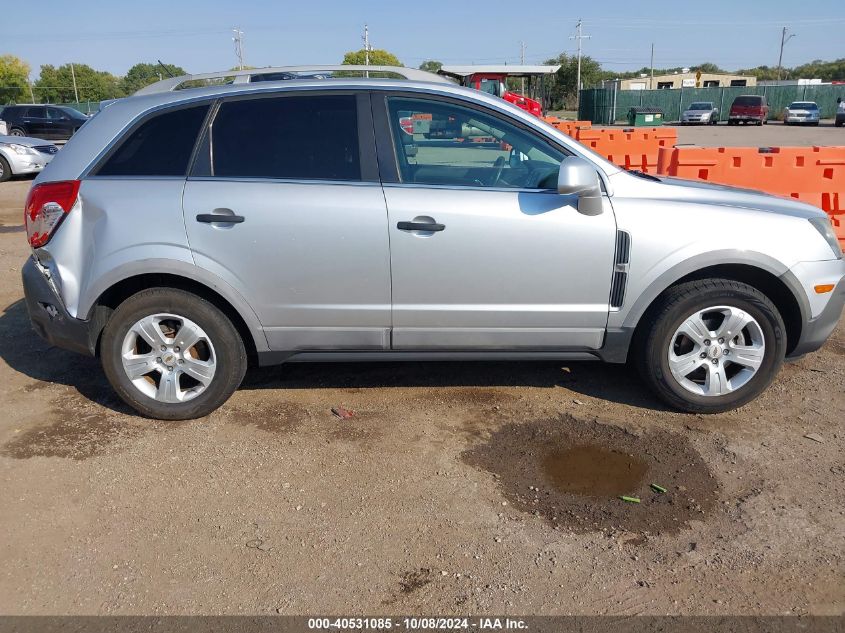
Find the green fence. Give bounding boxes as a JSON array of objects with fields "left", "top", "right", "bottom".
[{"left": 579, "top": 84, "right": 845, "bottom": 125}]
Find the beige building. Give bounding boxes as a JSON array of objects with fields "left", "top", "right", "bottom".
[{"left": 620, "top": 72, "right": 757, "bottom": 90}]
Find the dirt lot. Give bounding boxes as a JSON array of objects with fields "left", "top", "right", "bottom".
[{"left": 0, "top": 143, "right": 843, "bottom": 616}]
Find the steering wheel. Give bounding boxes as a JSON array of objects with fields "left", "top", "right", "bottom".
[{"left": 491, "top": 155, "right": 506, "bottom": 186}]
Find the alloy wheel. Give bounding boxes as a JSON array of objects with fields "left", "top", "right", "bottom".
[{"left": 667, "top": 305, "right": 765, "bottom": 397}]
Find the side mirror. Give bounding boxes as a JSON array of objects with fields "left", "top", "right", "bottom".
[{"left": 557, "top": 156, "right": 603, "bottom": 216}]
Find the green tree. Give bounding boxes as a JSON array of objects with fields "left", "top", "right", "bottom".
[
  {"left": 35, "top": 63, "right": 123, "bottom": 103},
  {"left": 543, "top": 53, "right": 604, "bottom": 110},
  {"left": 120, "top": 62, "right": 186, "bottom": 94},
  {"left": 342, "top": 49, "right": 402, "bottom": 67},
  {"left": 418, "top": 60, "right": 442, "bottom": 74},
  {"left": 691, "top": 62, "right": 724, "bottom": 74},
  {"left": 0, "top": 54, "right": 31, "bottom": 104}
]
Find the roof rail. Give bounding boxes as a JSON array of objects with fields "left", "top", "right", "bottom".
[{"left": 134, "top": 65, "right": 452, "bottom": 95}]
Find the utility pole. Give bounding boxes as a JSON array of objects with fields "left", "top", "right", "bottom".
[
  {"left": 650, "top": 43, "right": 655, "bottom": 90},
  {"left": 28, "top": 80, "right": 35, "bottom": 103},
  {"left": 362, "top": 24, "right": 372, "bottom": 77},
  {"left": 776, "top": 27, "right": 795, "bottom": 83},
  {"left": 70, "top": 63, "right": 79, "bottom": 104},
  {"left": 232, "top": 27, "right": 245, "bottom": 71},
  {"left": 570, "top": 19, "right": 591, "bottom": 108},
  {"left": 520, "top": 41, "right": 526, "bottom": 94}
]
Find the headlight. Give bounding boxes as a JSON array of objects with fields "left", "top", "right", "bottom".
[
  {"left": 809, "top": 216, "right": 843, "bottom": 259},
  {"left": 7, "top": 144, "right": 38, "bottom": 156}
]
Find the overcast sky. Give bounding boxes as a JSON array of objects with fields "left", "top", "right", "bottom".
[{"left": 4, "top": 0, "right": 844, "bottom": 78}]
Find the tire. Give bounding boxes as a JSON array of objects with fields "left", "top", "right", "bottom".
[
  {"left": 0, "top": 155, "right": 11, "bottom": 182},
  {"left": 100, "top": 288, "right": 247, "bottom": 420},
  {"left": 9, "top": 127, "right": 25, "bottom": 137},
  {"left": 636, "top": 279, "right": 786, "bottom": 414}
]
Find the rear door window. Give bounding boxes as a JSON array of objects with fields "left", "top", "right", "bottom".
[
  {"left": 25, "top": 106, "right": 46, "bottom": 118},
  {"left": 209, "top": 94, "right": 361, "bottom": 181},
  {"left": 96, "top": 104, "right": 209, "bottom": 177}
]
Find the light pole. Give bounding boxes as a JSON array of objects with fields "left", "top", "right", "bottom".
[
  {"left": 776, "top": 27, "right": 795, "bottom": 83},
  {"left": 570, "top": 19, "right": 591, "bottom": 109}
]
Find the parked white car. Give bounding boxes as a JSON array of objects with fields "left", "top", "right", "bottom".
[
  {"left": 0, "top": 135, "right": 59, "bottom": 182},
  {"left": 784, "top": 101, "right": 820, "bottom": 126}
]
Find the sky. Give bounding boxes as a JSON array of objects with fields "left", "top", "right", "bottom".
[{"left": 3, "top": 0, "right": 845, "bottom": 79}]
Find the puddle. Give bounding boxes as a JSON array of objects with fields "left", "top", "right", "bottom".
[
  {"left": 462, "top": 415, "right": 719, "bottom": 535},
  {"left": 0, "top": 224, "right": 25, "bottom": 234},
  {"left": 542, "top": 445, "right": 648, "bottom": 497}
]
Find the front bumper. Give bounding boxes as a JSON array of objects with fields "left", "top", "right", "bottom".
[
  {"left": 784, "top": 261, "right": 845, "bottom": 359},
  {"left": 22, "top": 257, "right": 98, "bottom": 356},
  {"left": 6, "top": 152, "right": 50, "bottom": 175}
]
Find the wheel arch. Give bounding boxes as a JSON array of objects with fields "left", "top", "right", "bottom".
[
  {"left": 628, "top": 263, "right": 805, "bottom": 360},
  {"left": 88, "top": 272, "right": 268, "bottom": 365}
]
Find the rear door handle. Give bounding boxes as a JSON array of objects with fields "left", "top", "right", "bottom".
[
  {"left": 196, "top": 213, "right": 245, "bottom": 224},
  {"left": 397, "top": 221, "right": 445, "bottom": 232}
]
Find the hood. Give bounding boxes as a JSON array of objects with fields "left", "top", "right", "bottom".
[
  {"left": 610, "top": 170, "right": 826, "bottom": 220},
  {"left": 0, "top": 135, "right": 54, "bottom": 147}
]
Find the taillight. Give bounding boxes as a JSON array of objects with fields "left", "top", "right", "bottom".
[{"left": 24, "top": 180, "right": 80, "bottom": 249}]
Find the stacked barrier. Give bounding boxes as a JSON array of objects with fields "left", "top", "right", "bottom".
[
  {"left": 574, "top": 127, "right": 678, "bottom": 174},
  {"left": 656, "top": 146, "right": 845, "bottom": 244},
  {"left": 542, "top": 118, "right": 678, "bottom": 174}
]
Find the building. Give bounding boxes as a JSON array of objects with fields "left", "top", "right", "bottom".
[{"left": 619, "top": 71, "right": 757, "bottom": 91}]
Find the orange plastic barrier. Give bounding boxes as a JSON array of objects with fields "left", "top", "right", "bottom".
[
  {"left": 544, "top": 117, "right": 592, "bottom": 138},
  {"left": 575, "top": 127, "right": 678, "bottom": 173},
  {"left": 656, "top": 146, "right": 845, "bottom": 244}
]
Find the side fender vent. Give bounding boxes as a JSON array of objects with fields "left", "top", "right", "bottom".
[{"left": 610, "top": 230, "right": 631, "bottom": 309}]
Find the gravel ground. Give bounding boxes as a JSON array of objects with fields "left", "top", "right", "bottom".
[{"left": 0, "top": 130, "right": 843, "bottom": 617}]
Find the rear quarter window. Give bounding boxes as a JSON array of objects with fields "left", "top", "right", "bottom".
[{"left": 95, "top": 104, "right": 209, "bottom": 177}]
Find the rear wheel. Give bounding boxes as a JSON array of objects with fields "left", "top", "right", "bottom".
[
  {"left": 637, "top": 279, "right": 785, "bottom": 413},
  {"left": 0, "top": 155, "right": 11, "bottom": 182},
  {"left": 101, "top": 288, "right": 247, "bottom": 420}
]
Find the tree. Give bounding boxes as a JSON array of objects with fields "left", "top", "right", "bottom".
[
  {"left": 0, "top": 55, "right": 31, "bottom": 104},
  {"left": 342, "top": 49, "right": 402, "bottom": 67},
  {"left": 35, "top": 63, "right": 122, "bottom": 103},
  {"left": 120, "top": 62, "right": 186, "bottom": 95},
  {"left": 543, "top": 53, "right": 604, "bottom": 110},
  {"left": 691, "top": 62, "right": 724, "bottom": 74},
  {"left": 419, "top": 60, "right": 442, "bottom": 74}
]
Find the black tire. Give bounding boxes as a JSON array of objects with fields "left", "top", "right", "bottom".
[
  {"left": 0, "top": 155, "right": 11, "bottom": 182},
  {"left": 636, "top": 279, "right": 786, "bottom": 414},
  {"left": 9, "top": 127, "right": 25, "bottom": 137},
  {"left": 101, "top": 288, "right": 247, "bottom": 420}
]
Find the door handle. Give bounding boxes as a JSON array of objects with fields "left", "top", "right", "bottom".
[
  {"left": 397, "top": 221, "right": 445, "bottom": 232},
  {"left": 196, "top": 213, "right": 245, "bottom": 224}
]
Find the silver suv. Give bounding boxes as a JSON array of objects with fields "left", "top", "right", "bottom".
[{"left": 21, "top": 66, "right": 845, "bottom": 420}]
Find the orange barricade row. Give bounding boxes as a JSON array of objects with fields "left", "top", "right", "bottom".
[
  {"left": 574, "top": 127, "right": 678, "bottom": 174},
  {"left": 656, "top": 145, "right": 845, "bottom": 244}
]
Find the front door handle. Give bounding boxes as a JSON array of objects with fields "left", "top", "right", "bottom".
[
  {"left": 397, "top": 221, "right": 445, "bottom": 232},
  {"left": 196, "top": 213, "right": 245, "bottom": 224}
]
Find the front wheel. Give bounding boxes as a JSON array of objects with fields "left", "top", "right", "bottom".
[
  {"left": 101, "top": 288, "right": 247, "bottom": 420},
  {"left": 0, "top": 155, "right": 11, "bottom": 182},
  {"left": 637, "top": 279, "right": 785, "bottom": 413}
]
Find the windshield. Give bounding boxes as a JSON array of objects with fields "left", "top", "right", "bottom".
[
  {"left": 789, "top": 102, "right": 817, "bottom": 109},
  {"left": 688, "top": 102, "right": 712, "bottom": 110}
]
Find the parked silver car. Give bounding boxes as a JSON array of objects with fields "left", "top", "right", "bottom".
[
  {"left": 0, "top": 135, "right": 59, "bottom": 182},
  {"left": 681, "top": 102, "right": 719, "bottom": 125},
  {"left": 784, "top": 101, "right": 820, "bottom": 125},
  {"left": 20, "top": 66, "right": 845, "bottom": 419}
]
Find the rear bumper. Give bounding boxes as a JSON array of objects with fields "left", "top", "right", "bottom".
[{"left": 22, "top": 256, "right": 98, "bottom": 356}]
